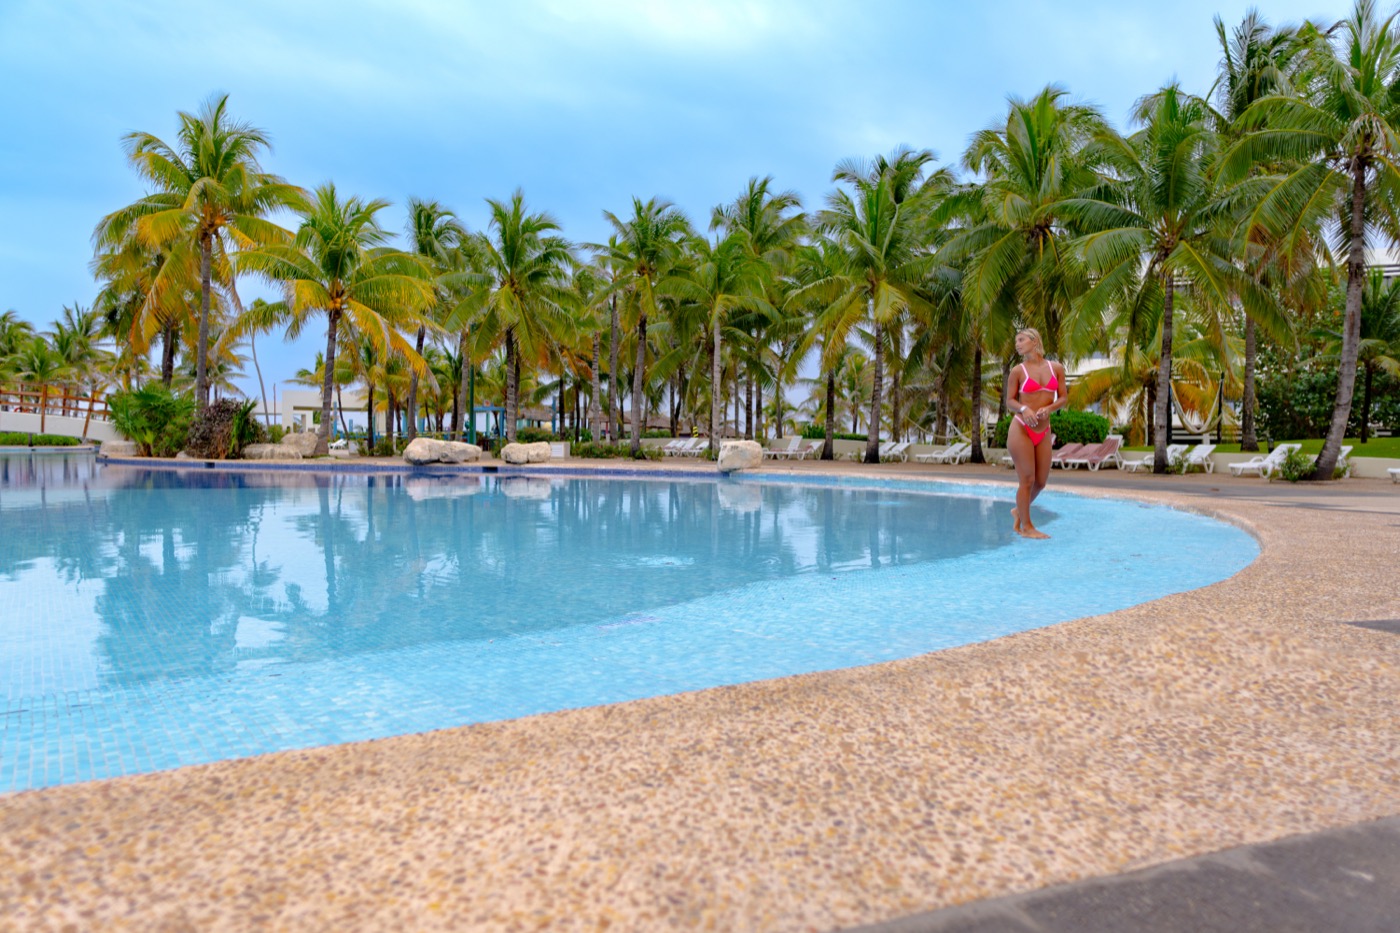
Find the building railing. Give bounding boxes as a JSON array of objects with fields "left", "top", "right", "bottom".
[{"left": 0, "top": 384, "right": 112, "bottom": 434}]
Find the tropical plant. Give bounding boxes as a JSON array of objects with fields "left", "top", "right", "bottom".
[
  {"left": 94, "top": 94, "right": 304, "bottom": 407},
  {"left": 237, "top": 183, "right": 436, "bottom": 454},
  {"left": 1066, "top": 85, "right": 1278, "bottom": 473},
  {"left": 1225, "top": 0, "right": 1400, "bottom": 477},
  {"left": 447, "top": 190, "right": 574, "bottom": 442},
  {"left": 1313, "top": 270, "right": 1400, "bottom": 441},
  {"left": 108, "top": 384, "right": 196, "bottom": 456},
  {"left": 595, "top": 197, "right": 694, "bottom": 453},
  {"left": 805, "top": 150, "right": 940, "bottom": 461}
]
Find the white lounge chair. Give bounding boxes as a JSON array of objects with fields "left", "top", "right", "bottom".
[
  {"left": 883, "top": 440, "right": 913, "bottom": 462},
  {"left": 1121, "top": 444, "right": 1187, "bottom": 473},
  {"left": 1181, "top": 443, "right": 1217, "bottom": 473},
  {"left": 1228, "top": 443, "right": 1300, "bottom": 477},
  {"left": 845, "top": 440, "right": 892, "bottom": 461},
  {"left": 1049, "top": 442, "right": 1085, "bottom": 468},
  {"left": 790, "top": 440, "right": 824, "bottom": 460},
  {"left": 762, "top": 437, "right": 801, "bottom": 459},
  {"left": 916, "top": 441, "right": 970, "bottom": 464},
  {"left": 676, "top": 437, "right": 709, "bottom": 457},
  {"left": 1390, "top": 467, "right": 1400, "bottom": 483},
  {"left": 660, "top": 438, "right": 690, "bottom": 456}
]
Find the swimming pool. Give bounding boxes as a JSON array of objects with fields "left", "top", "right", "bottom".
[{"left": 0, "top": 453, "right": 1256, "bottom": 791}]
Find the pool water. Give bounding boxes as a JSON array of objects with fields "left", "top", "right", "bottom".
[{"left": 0, "top": 453, "right": 1257, "bottom": 791}]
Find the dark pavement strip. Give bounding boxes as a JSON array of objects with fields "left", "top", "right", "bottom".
[{"left": 847, "top": 816, "right": 1400, "bottom": 933}]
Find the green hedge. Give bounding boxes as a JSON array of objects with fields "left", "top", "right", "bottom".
[
  {"left": 0, "top": 432, "right": 81, "bottom": 446},
  {"left": 993, "top": 409, "right": 1110, "bottom": 448},
  {"left": 571, "top": 442, "right": 662, "bottom": 460},
  {"left": 800, "top": 423, "right": 867, "bottom": 441}
]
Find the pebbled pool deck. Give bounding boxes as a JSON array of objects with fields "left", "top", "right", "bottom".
[{"left": 1, "top": 460, "right": 1397, "bottom": 931}]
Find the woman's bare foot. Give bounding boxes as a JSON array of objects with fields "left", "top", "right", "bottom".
[
  {"left": 1010, "top": 507, "right": 1021, "bottom": 533},
  {"left": 1018, "top": 526, "right": 1050, "bottom": 540}
]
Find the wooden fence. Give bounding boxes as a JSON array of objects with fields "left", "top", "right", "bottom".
[{"left": 0, "top": 384, "right": 112, "bottom": 436}]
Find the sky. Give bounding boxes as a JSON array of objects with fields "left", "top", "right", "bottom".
[{"left": 0, "top": 0, "right": 1355, "bottom": 398}]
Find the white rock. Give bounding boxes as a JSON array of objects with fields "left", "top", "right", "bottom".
[
  {"left": 100, "top": 440, "right": 140, "bottom": 457},
  {"left": 438, "top": 440, "right": 482, "bottom": 463},
  {"left": 501, "top": 441, "right": 552, "bottom": 465},
  {"left": 403, "top": 438, "right": 483, "bottom": 465},
  {"left": 280, "top": 431, "right": 322, "bottom": 456},
  {"left": 243, "top": 443, "right": 303, "bottom": 461},
  {"left": 717, "top": 439, "right": 763, "bottom": 473}
]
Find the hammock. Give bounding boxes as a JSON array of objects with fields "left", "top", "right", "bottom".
[{"left": 1170, "top": 382, "right": 1222, "bottom": 436}]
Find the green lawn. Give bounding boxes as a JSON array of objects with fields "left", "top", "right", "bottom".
[{"left": 1123, "top": 436, "right": 1400, "bottom": 457}]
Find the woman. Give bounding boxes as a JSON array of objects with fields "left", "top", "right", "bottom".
[{"left": 1006, "top": 328, "right": 1067, "bottom": 539}]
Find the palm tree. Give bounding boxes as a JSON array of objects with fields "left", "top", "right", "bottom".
[
  {"left": 1211, "top": 9, "right": 1304, "bottom": 451},
  {"left": 94, "top": 94, "right": 305, "bottom": 407},
  {"left": 596, "top": 198, "right": 693, "bottom": 454},
  {"left": 948, "top": 86, "right": 1107, "bottom": 357},
  {"left": 670, "top": 232, "right": 768, "bottom": 449},
  {"left": 404, "top": 199, "right": 466, "bottom": 441},
  {"left": 1225, "top": 0, "right": 1400, "bottom": 477},
  {"left": 0, "top": 311, "right": 36, "bottom": 380},
  {"left": 1314, "top": 270, "right": 1400, "bottom": 442},
  {"left": 808, "top": 153, "right": 940, "bottom": 462},
  {"left": 238, "top": 183, "right": 435, "bottom": 455},
  {"left": 1066, "top": 85, "right": 1275, "bottom": 473},
  {"left": 448, "top": 190, "right": 574, "bottom": 443}
]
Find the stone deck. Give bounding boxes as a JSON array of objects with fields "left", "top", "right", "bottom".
[{"left": 1, "top": 460, "right": 1397, "bottom": 931}]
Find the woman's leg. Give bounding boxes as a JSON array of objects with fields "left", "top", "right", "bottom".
[
  {"left": 1019, "top": 433, "right": 1054, "bottom": 539},
  {"left": 1007, "top": 422, "right": 1035, "bottom": 535}
]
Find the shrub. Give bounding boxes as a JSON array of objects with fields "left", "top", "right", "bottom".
[
  {"left": 186, "top": 399, "right": 263, "bottom": 460},
  {"left": 108, "top": 385, "right": 195, "bottom": 457},
  {"left": 1273, "top": 446, "right": 1318, "bottom": 482},
  {"left": 992, "top": 409, "right": 1110, "bottom": 448},
  {"left": 267, "top": 424, "right": 286, "bottom": 444},
  {"left": 0, "top": 432, "right": 81, "bottom": 446},
  {"left": 571, "top": 442, "right": 663, "bottom": 460},
  {"left": 800, "top": 423, "right": 868, "bottom": 441}
]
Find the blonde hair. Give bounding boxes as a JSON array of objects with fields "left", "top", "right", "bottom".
[{"left": 1017, "top": 328, "right": 1044, "bottom": 355}]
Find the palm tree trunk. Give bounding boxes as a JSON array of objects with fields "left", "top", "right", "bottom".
[
  {"left": 505, "top": 327, "right": 518, "bottom": 442},
  {"left": 970, "top": 344, "right": 985, "bottom": 464},
  {"left": 406, "top": 325, "right": 425, "bottom": 441},
  {"left": 711, "top": 314, "right": 722, "bottom": 451},
  {"left": 316, "top": 308, "right": 339, "bottom": 456},
  {"left": 196, "top": 234, "right": 212, "bottom": 408},
  {"left": 386, "top": 390, "right": 397, "bottom": 453},
  {"left": 1240, "top": 317, "right": 1259, "bottom": 451},
  {"left": 456, "top": 330, "right": 468, "bottom": 440},
  {"left": 590, "top": 333, "right": 603, "bottom": 441},
  {"left": 1360, "top": 364, "right": 1374, "bottom": 444},
  {"left": 1153, "top": 275, "right": 1175, "bottom": 474},
  {"left": 336, "top": 384, "right": 348, "bottom": 436},
  {"left": 630, "top": 314, "right": 646, "bottom": 455},
  {"left": 161, "top": 323, "right": 177, "bottom": 387},
  {"left": 755, "top": 368, "right": 763, "bottom": 441},
  {"left": 1315, "top": 160, "right": 1368, "bottom": 480},
  {"left": 822, "top": 370, "right": 836, "bottom": 461},
  {"left": 367, "top": 384, "right": 376, "bottom": 450},
  {"left": 744, "top": 367, "right": 753, "bottom": 439},
  {"left": 610, "top": 295, "right": 622, "bottom": 444},
  {"left": 997, "top": 356, "right": 1012, "bottom": 426},
  {"left": 865, "top": 319, "right": 883, "bottom": 464}
]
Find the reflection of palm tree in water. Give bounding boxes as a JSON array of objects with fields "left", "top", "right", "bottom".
[{"left": 66, "top": 471, "right": 1022, "bottom": 682}]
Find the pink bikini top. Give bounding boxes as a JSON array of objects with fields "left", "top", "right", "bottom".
[{"left": 1019, "top": 362, "right": 1058, "bottom": 394}]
